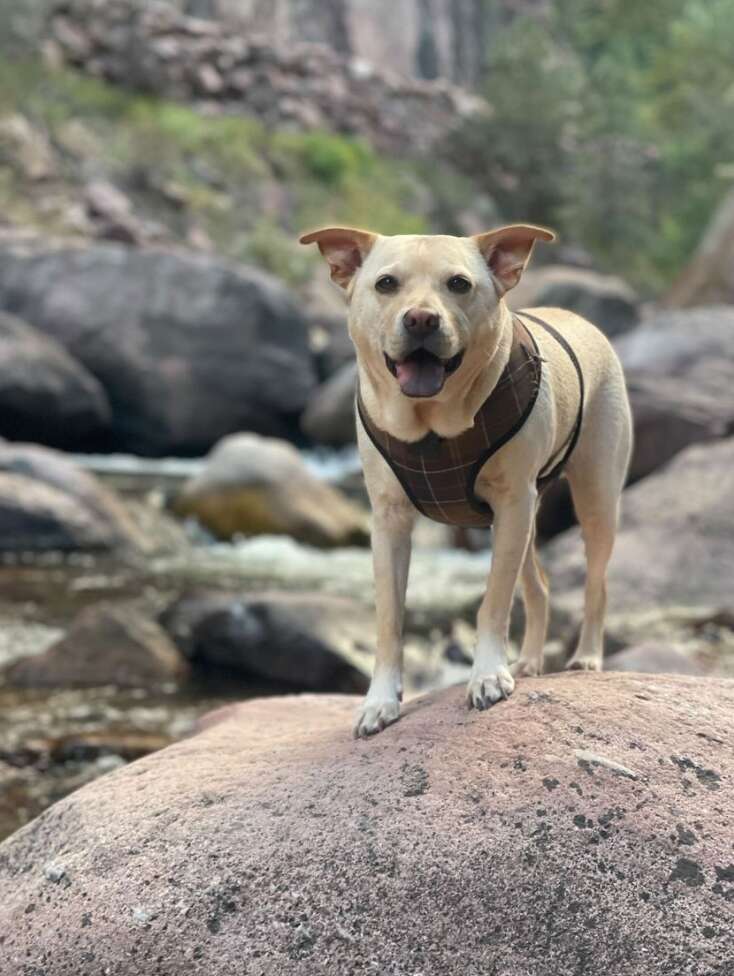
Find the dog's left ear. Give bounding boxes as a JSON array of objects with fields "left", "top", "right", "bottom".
[
  {"left": 299, "top": 226, "right": 377, "bottom": 290},
  {"left": 473, "top": 224, "right": 556, "bottom": 296}
]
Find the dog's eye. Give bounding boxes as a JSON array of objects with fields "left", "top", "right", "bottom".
[
  {"left": 447, "top": 275, "right": 472, "bottom": 294},
  {"left": 375, "top": 274, "right": 399, "bottom": 294}
]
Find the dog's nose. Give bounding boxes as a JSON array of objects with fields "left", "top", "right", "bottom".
[{"left": 402, "top": 308, "right": 440, "bottom": 339}]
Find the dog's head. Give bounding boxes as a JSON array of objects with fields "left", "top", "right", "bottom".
[{"left": 300, "top": 225, "right": 554, "bottom": 400}]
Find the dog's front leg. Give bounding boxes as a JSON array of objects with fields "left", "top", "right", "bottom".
[
  {"left": 354, "top": 504, "right": 414, "bottom": 737},
  {"left": 468, "top": 487, "right": 536, "bottom": 710}
]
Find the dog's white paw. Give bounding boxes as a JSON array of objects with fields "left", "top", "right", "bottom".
[
  {"left": 510, "top": 656, "right": 541, "bottom": 678},
  {"left": 466, "top": 666, "right": 515, "bottom": 711},
  {"left": 565, "top": 653, "right": 602, "bottom": 672},
  {"left": 353, "top": 697, "right": 401, "bottom": 738}
]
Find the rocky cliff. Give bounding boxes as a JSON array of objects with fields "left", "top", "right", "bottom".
[
  {"left": 178, "top": 0, "right": 546, "bottom": 88},
  {"left": 44, "top": 0, "right": 486, "bottom": 153}
]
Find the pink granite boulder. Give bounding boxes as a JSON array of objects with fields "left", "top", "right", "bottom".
[{"left": 0, "top": 672, "right": 732, "bottom": 975}]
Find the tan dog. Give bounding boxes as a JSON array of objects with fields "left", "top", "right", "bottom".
[{"left": 300, "top": 226, "right": 632, "bottom": 737}]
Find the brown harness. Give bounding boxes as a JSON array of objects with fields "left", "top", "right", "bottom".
[{"left": 357, "top": 311, "right": 585, "bottom": 529}]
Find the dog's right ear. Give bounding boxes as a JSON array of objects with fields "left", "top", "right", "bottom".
[
  {"left": 299, "top": 227, "right": 377, "bottom": 290},
  {"left": 473, "top": 224, "right": 556, "bottom": 296}
]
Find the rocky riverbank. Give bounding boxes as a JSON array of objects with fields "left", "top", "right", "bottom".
[{"left": 0, "top": 0, "right": 733, "bottom": 929}]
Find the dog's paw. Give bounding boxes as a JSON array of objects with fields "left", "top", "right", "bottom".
[
  {"left": 510, "top": 656, "right": 541, "bottom": 678},
  {"left": 353, "top": 697, "right": 401, "bottom": 738},
  {"left": 466, "top": 667, "right": 515, "bottom": 711},
  {"left": 565, "top": 653, "right": 602, "bottom": 672}
]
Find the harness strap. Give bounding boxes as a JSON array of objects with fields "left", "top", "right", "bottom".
[{"left": 517, "top": 311, "right": 585, "bottom": 488}]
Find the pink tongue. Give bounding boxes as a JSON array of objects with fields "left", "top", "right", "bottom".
[{"left": 395, "top": 356, "right": 446, "bottom": 398}]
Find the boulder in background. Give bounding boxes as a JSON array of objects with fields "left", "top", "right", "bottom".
[
  {"left": 511, "top": 265, "right": 640, "bottom": 337},
  {"left": 301, "top": 360, "right": 357, "bottom": 446},
  {"left": 173, "top": 432, "right": 369, "bottom": 547},
  {"left": 0, "top": 310, "right": 110, "bottom": 448},
  {"left": 0, "top": 243, "right": 317, "bottom": 455},
  {"left": 162, "top": 590, "right": 370, "bottom": 692},
  {"left": 4, "top": 603, "right": 190, "bottom": 689},
  {"left": 0, "top": 442, "right": 147, "bottom": 552}
]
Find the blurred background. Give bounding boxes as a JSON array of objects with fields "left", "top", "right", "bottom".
[{"left": 0, "top": 0, "right": 732, "bottom": 841}]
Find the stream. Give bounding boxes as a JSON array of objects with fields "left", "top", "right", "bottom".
[{"left": 0, "top": 449, "right": 488, "bottom": 842}]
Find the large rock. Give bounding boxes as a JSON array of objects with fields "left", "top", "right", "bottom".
[
  {"left": 301, "top": 360, "right": 357, "bottom": 446},
  {"left": 173, "top": 432, "right": 369, "bottom": 547},
  {"left": 546, "top": 437, "right": 734, "bottom": 615},
  {"left": 615, "top": 305, "right": 734, "bottom": 376},
  {"left": 4, "top": 603, "right": 190, "bottom": 689},
  {"left": 0, "top": 243, "right": 317, "bottom": 455},
  {"left": 0, "top": 310, "right": 110, "bottom": 448},
  {"left": 510, "top": 265, "right": 640, "bottom": 337},
  {"left": 1, "top": 673, "right": 732, "bottom": 974},
  {"left": 618, "top": 307, "right": 734, "bottom": 481},
  {"left": 161, "top": 590, "right": 369, "bottom": 692},
  {"left": 0, "top": 442, "right": 146, "bottom": 552},
  {"left": 666, "top": 189, "right": 734, "bottom": 306}
]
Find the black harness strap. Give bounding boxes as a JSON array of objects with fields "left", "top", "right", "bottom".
[{"left": 517, "top": 311, "right": 585, "bottom": 488}]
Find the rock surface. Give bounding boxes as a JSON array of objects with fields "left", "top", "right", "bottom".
[
  {"left": 511, "top": 265, "right": 640, "bottom": 337},
  {"left": 0, "top": 442, "right": 146, "bottom": 552},
  {"left": 546, "top": 437, "right": 734, "bottom": 614},
  {"left": 1, "top": 672, "right": 732, "bottom": 974},
  {"left": 161, "top": 590, "right": 369, "bottom": 692},
  {"left": 174, "top": 432, "right": 369, "bottom": 547},
  {"left": 0, "top": 243, "right": 316, "bottom": 454},
  {"left": 616, "top": 306, "right": 734, "bottom": 481},
  {"left": 615, "top": 305, "right": 734, "bottom": 377},
  {"left": 301, "top": 360, "right": 357, "bottom": 446},
  {"left": 0, "top": 310, "right": 110, "bottom": 448},
  {"left": 4, "top": 603, "right": 190, "bottom": 688}
]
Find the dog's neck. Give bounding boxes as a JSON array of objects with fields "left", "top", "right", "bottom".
[{"left": 356, "top": 302, "right": 514, "bottom": 442}]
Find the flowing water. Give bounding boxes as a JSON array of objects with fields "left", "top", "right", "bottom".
[{"left": 0, "top": 449, "right": 483, "bottom": 842}]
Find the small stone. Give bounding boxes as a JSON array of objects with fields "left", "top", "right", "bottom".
[
  {"left": 131, "top": 906, "right": 155, "bottom": 927},
  {"left": 574, "top": 749, "right": 639, "bottom": 780},
  {"left": 43, "top": 863, "right": 67, "bottom": 884}
]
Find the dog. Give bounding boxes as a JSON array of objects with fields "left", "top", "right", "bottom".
[{"left": 300, "top": 225, "right": 632, "bottom": 737}]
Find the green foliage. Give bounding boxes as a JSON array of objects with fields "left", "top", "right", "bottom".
[
  {"left": 455, "top": 18, "right": 584, "bottom": 223},
  {"left": 455, "top": 0, "right": 734, "bottom": 292},
  {"left": 275, "top": 131, "right": 373, "bottom": 186}
]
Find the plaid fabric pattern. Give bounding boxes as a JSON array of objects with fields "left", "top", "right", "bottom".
[{"left": 357, "top": 316, "right": 544, "bottom": 529}]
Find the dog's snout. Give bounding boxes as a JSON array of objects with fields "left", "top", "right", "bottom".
[{"left": 402, "top": 308, "right": 441, "bottom": 339}]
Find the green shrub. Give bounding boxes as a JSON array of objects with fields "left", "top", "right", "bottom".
[{"left": 453, "top": 0, "right": 734, "bottom": 292}]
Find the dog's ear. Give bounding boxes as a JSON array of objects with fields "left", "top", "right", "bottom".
[
  {"left": 473, "top": 224, "right": 556, "bottom": 295},
  {"left": 299, "top": 227, "right": 377, "bottom": 289}
]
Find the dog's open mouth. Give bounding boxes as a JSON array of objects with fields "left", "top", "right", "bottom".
[{"left": 384, "top": 348, "right": 464, "bottom": 398}]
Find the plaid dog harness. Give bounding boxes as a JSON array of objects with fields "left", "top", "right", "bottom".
[{"left": 357, "top": 311, "right": 585, "bottom": 529}]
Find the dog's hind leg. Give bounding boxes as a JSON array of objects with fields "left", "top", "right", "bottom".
[
  {"left": 564, "top": 401, "right": 631, "bottom": 671},
  {"left": 511, "top": 520, "right": 549, "bottom": 678}
]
